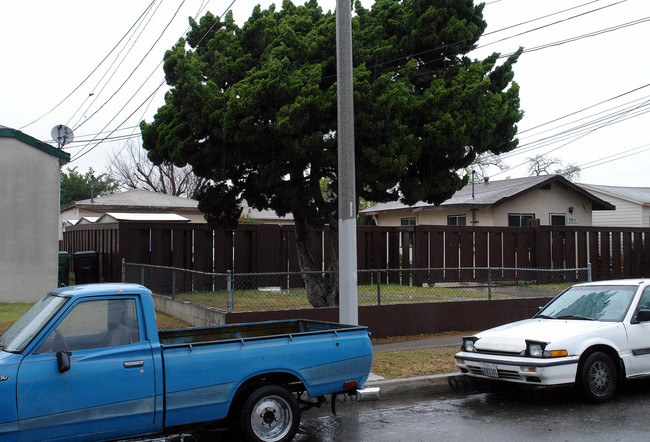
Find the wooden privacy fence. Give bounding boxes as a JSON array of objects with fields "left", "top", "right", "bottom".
[{"left": 61, "top": 222, "right": 650, "bottom": 284}]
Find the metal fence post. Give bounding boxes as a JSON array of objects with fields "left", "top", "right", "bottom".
[
  {"left": 140, "top": 266, "right": 145, "bottom": 286},
  {"left": 587, "top": 262, "right": 592, "bottom": 282},
  {"left": 172, "top": 270, "right": 176, "bottom": 299},
  {"left": 488, "top": 267, "right": 492, "bottom": 301},
  {"left": 122, "top": 259, "right": 126, "bottom": 282},
  {"left": 227, "top": 270, "right": 233, "bottom": 313},
  {"left": 376, "top": 269, "right": 382, "bottom": 306}
]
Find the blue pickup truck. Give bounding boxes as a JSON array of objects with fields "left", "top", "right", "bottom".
[{"left": 0, "top": 283, "right": 373, "bottom": 442}]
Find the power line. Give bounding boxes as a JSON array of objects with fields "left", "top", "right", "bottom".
[
  {"left": 476, "top": 0, "right": 628, "bottom": 53},
  {"left": 19, "top": 0, "right": 157, "bottom": 130},
  {"left": 71, "top": 61, "right": 165, "bottom": 161},
  {"left": 578, "top": 142, "right": 650, "bottom": 170},
  {"left": 69, "top": 0, "right": 234, "bottom": 163},
  {"left": 69, "top": 0, "right": 163, "bottom": 130},
  {"left": 518, "top": 83, "right": 650, "bottom": 135},
  {"left": 499, "top": 16, "right": 650, "bottom": 58},
  {"left": 500, "top": 93, "right": 650, "bottom": 158},
  {"left": 361, "top": 0, "right": 622, "bottom": 73},
  {"left": 74, "top": 0, "right": 187, "bottom": 132},
  {"left": 71, "top": 80, "right": 167, "bottom": 162},
  {"left": 492, "top": 96, "right": 650, "bottom": 177}
]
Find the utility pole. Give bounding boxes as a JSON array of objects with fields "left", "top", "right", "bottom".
[{"left": 336, "top": 0, "right": 358, "bottom": 325}]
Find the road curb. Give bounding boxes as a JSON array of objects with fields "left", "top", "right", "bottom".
[{"left": 365, "top": 372, "right": 475, "bottom": 399}]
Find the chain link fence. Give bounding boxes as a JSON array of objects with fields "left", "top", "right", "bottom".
[{"left": 124, "top": 261, "right": 590, "bottom": 313}]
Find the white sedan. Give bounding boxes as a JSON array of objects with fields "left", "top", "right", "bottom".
[{"left": 455, "top": 279, "right": 650, "bottom": 402}]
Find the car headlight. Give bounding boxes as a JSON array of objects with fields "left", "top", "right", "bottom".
[
  {"left": 526, "top": 341, "right": 545, "bottom": 358},
  {"left": 462, "top": 337, "right": 478, "bottom": 352},
  {"left": 525, "top": 340, "right": 568, "bottom": 358}
]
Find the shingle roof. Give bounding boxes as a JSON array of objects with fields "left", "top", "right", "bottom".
[
  {"left": 72, "top": 189, "right": 200, "bottom": 211},
  {"left": 578, "top": 183, "right": 650, "bottom": 205},
  {"left": 361, "top": 175, "right": 615, "bottom": 214},
  {"left": 68, "top": 189, "right": 293, "bottom": 221}
]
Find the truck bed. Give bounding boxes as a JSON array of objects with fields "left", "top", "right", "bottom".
[
  {"left": 159, "top": 319, "right": 373, "bottom": 427},
  {"left": 158, "top": 319, "right": 365, "bottom": 346}
]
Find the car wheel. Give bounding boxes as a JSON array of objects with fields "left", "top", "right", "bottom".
[
  {"left": 239, "top": 384, "right": 300, "bottom": 442},
  {"left": 579, "top": 351, "right": 617, "bottom": 403}
]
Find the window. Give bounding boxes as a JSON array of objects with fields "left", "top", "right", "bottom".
[
  {"left": 636, "top": 288, "right": 650, "bottom": 315},
  {"left": 36, "top": 299, "right": 139, "bottom": 354},
  {"left": 550, "top": 214, "right": 566, "bottom": 226},
  {"left": 508, "top": 213, "right": 535, "bottom": 227},
  {"left": 401, "top": 217, "right": 416, "bottom": 226},
  {"left": 447, "top": 215, "right": 466, "bottom": 226}
]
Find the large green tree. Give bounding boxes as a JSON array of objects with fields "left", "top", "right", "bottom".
[
  {"left": 141, "top": 0, "right": 523, "bottom": 306},
  {"left": 60, "top": 167, "right": 119, "bottom": 207}
]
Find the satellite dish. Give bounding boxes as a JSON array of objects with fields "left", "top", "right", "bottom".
[{"left": 51, "top": 125, "right": 74, "bottom": 148}]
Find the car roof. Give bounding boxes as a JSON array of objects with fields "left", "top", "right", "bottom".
[
  {"left": 49, "top": 283, "right": 151, "bottom": 299},
  {"left": 574, "top": 279, "right": 648, "bottom": 287}
]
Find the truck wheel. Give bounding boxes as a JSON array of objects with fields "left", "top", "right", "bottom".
[
  {"left": 579, "top": 351, "right": 617, "bottom": 403},
  {"left": 239, "top": 384, "right": 300, "bottom": 442}
]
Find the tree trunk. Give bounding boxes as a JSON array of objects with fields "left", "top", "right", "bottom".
[{"left": 294, "top": 215, "right": 339, "bottom": 307}]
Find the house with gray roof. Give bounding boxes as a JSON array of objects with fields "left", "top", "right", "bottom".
[
  {"left": 61, "top": 189, "right": 293, "bottom": 225},
  {"left": 361, "top": 175, "right": 614, "bottom": 227},
  {"left": 61, "top": 188, "right": 205, "bottom": 223},
  {"left": 577, "top": 183, "right": 650, "bottom": 227},
  {"left": 1, "top": 126, "right": 70, "bottom": 301}
]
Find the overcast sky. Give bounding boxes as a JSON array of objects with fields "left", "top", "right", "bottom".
[{"left": 1, "top": 0, "right": 648, "bottom": 187}]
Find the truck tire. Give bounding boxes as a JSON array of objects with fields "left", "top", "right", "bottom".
[
  {"left": 579, "top": 351, "right": 617, "bottom": 403},
  {"left": 239, "top": 384, "right": 300, "bottom": 442}
]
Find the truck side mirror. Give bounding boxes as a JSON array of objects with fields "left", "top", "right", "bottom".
[{"left": 56, "top": 351, "right": 72, "bottom": 373}]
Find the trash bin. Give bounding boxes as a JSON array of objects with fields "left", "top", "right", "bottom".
[
  {"left": 58, "top": 251, "right": 71, "bottom": 287},
  {"left": 73, "top": 251, "right": 99, "bottom": 284}
]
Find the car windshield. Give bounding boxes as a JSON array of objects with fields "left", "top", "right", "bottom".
[
  {"left": 538, "top": 285, "right": 637, "bottom": 322},
  {"left": 0, "top": 294, "right": 68, "bottom": 353}
]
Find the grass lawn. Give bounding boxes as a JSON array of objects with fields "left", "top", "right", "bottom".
[
  {"left": 176, "top": 284, "right": 513, "bottom": 312},
  {"left": 371, "top": 346, "right": 458, "bottom": 379},
  {"left": 0, "top": 303, "right": 32, "bottom": 335},
  {"left": 521, "top": 282, "right": 575, "bottom": 291},
  {"left": 0, "top": 303, "right": 189, "bottom": 335}
]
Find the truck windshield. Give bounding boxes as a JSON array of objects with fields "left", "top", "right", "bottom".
[{"left": 0, "top": 294, "right": 68, "bottom": 353}]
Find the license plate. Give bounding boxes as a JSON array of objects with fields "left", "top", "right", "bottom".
[{"left": 480, "top": 362, "right": 498, "bottom": 378}]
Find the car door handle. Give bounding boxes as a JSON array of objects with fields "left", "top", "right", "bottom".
[{"left": 123, "top": 360, "right": 144, "bottom": 368}]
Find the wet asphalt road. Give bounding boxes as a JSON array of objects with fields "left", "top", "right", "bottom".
[{"left": 140, "top": 379, "right": 650, "bottom": 441}]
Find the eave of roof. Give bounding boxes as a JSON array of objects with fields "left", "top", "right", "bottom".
[
  {"left": 0, "top": 126, "right": 70, "bottom": 164},
  {"left": 67, "top": 189, "right": 200, "bottom": 212},
  {"left": 578, "top": 183, "right": 650, "bottom": 206}
]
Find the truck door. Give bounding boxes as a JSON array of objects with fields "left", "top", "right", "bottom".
[{"left": 16, "top": 297, "right": 156, "bottom": 441}]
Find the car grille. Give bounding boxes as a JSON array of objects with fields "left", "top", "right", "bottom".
[
  {"left": 467, "top": 365, "right": 522, "bottom": 381},
  {"left": 475, "top": 349, "right": 522, "bottom": 357}
]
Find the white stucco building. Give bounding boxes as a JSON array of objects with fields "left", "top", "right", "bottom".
[{"left": 0, "top": 126, "right": 69, "bottom": 302}]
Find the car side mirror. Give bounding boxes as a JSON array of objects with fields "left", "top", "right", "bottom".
[
  {"left": 635, "top": 309, "right": 650, "bottom": 323},
  {"left": 56, "top": 351, "right": 72, "bottom": 373}
]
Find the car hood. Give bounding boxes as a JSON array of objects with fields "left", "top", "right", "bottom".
[{"left": 473, "top": 318, "right": 618, "bottom": 353}]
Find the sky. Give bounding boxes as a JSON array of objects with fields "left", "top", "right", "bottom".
[{"left": 1, "top": 0, "right": 649, "bottom": 187}]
